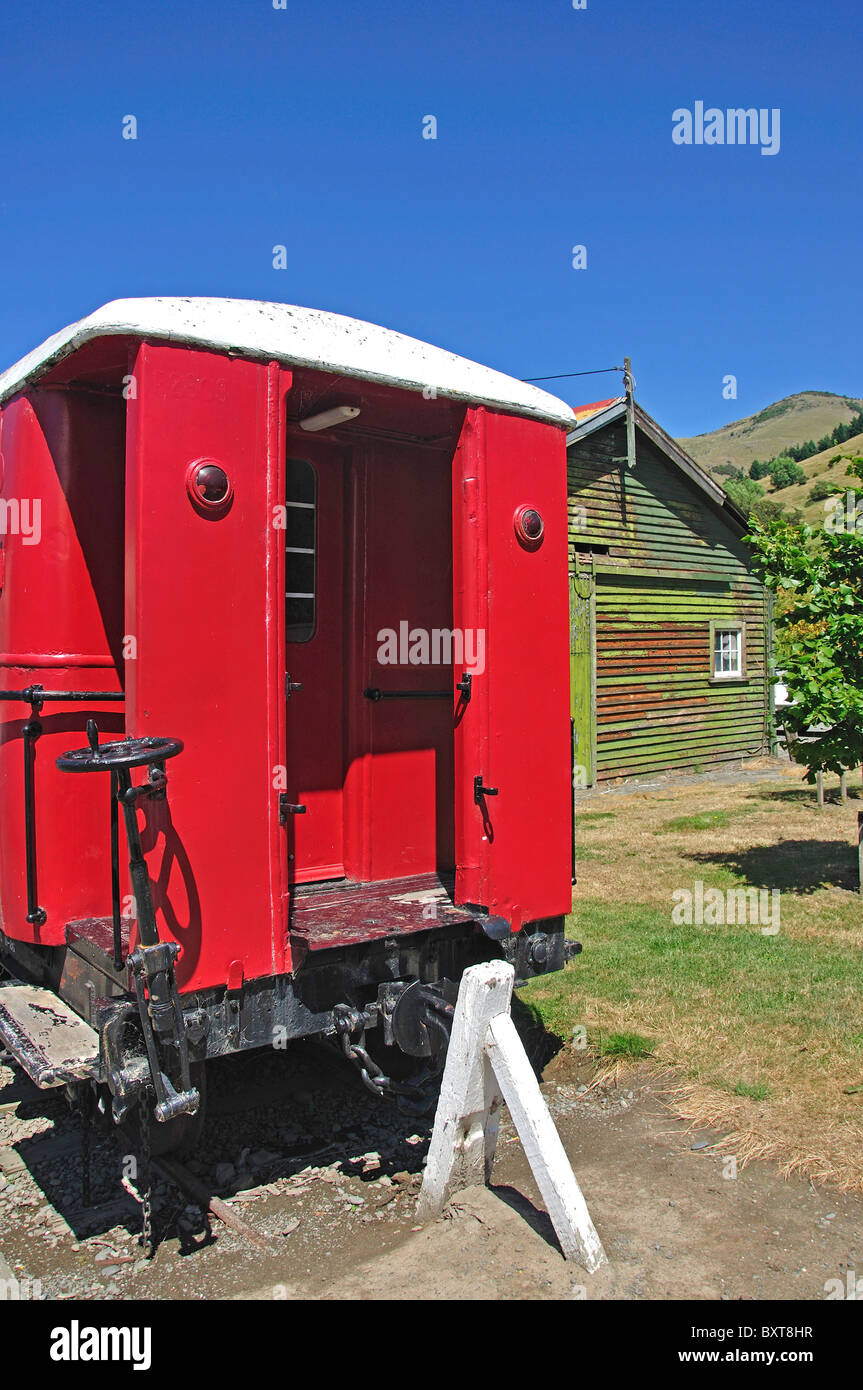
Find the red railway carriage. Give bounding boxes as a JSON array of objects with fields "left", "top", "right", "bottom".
[{"left": 0, "top": 297, "right": 576, "bottom": 1146}]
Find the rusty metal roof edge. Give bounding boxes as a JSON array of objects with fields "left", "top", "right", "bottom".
[{"left": 565, "top": 398, "right": 626, "bottom": 443}]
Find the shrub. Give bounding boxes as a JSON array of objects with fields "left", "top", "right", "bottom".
[
  {"left": 808, "top": 479, "right": 838, "bottom": 503},
  {"left": 769, "top": 456, "right": 807, "bottom": 489},
  {"left": 750, "top": 498, "right": 788, "bottom": 524}
]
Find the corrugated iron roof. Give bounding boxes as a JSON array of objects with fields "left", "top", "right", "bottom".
[{"left": 572, "top": 396, "right": 625, "bottom": 423}]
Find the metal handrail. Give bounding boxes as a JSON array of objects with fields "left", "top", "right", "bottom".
[{"left": 0, "top": 685, "right": 125, "bottom": 926}]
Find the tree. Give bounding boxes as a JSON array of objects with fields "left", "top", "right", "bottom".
[
  {"left": 769, "top": 456, "right": 807, "bottom": 489},
  {"left": 746, "top": 458, "right": 863, "bottom": 780},
  {"left": 750, "top": 498, "right": 786, "bottom": 524},
  {"left": 724, "top": 476, "right": 764, "bottom": 518},
  {"left": 751, "top": 497, "right": 800, "bottom": 526},
  {"left": 749, "top": 458, "right": 772, "bottom": 480}
]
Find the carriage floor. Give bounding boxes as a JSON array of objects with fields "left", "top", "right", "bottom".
[{"left": 288, "top": 872, "right": 476, "bottom": 953}]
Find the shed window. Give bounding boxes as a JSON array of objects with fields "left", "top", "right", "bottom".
[
  {"left": 712, "top": 625, "right": 744, "bottom": 679},
  {"left": 285, "top": 457, "right": 316, "bottom": 642}
]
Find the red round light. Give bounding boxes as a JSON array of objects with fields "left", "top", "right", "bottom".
[
  {"left": 186, "top": 458, "right": 233, "bottom": 514},
  {"left": 514, "top": 505, "right": 544, "bottom": 548},
  {"left": 194, "top": 464, "right": 229, "bottom": 502}
]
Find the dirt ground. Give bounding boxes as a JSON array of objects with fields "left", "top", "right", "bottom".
[{"left": 1, "top": 1039, "right": 859, "bottom": 1302}]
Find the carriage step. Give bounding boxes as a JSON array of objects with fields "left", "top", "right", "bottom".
[{"left": 0, "top": 983, "right": 99, "bottom": 1088}]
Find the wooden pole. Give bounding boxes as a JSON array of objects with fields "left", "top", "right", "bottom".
[
  {"left": 623, "top": 356, "right": 636, "bottom": 470},
  {"left": 816, "top": 770, "right": 824, "bottom": 808},
  {"left": 858, "top": 812, "right": 862, "bottom": 896},
  {"left": 154, "top": 1156, "right": 274, "bottom": 1254},
  {"left": 840, "top": 771, "right": 848, "bottom": 805}
]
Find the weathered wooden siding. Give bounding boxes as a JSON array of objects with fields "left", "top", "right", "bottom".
[{"left": 568, "top": 419, "right": 769, "bottom": 782}]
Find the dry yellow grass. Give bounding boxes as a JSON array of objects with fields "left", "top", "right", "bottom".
[{"left": 761, "top": 431, "right": 863, "bottom": 524}]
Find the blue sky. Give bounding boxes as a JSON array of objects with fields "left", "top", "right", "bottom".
[{"left": 0, "top": 0, "right": 859, "bottom": 436}]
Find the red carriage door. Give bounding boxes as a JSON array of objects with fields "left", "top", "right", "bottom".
[
  {"left": 452, "top": 407, "right": 573, "bottom": 927},
  {"left": 283, "top": 435, "right": 346, "bottom": 884}
]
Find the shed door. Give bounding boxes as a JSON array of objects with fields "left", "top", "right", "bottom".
[{"left": 570, "top": 568, "right": 596, "bottom": 787}]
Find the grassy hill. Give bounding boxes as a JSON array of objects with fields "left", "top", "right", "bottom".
[
  {"left": 679, "top": 391, "right": 863, "bottom": 476},
  {"left": 756, "top": 432, "right": 863, "bottom": 526}
]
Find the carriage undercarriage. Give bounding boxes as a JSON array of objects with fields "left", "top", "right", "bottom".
[{"left": 0, "top": 721, "right": 572, "bottom": 1150}]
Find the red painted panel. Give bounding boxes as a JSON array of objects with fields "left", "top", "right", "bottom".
[
  {"left": 125, "top": 345, "right": 285, "bottom": 990},
  {"left": 0, "top": 392, "right": 125, "bottom": 944},
  {"left": 453, "top": 408, "right": 572, "bottom": 925}
]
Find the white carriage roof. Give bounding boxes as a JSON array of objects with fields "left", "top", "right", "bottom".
[{"left": 0, "top": 297, "right": 576, "bottom": 428}]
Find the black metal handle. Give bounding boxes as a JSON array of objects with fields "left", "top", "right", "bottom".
[
  {"left": 474, "top": 775, "right": 499, "bottom": 804},
  {"left": 0, "top": 686, "right": 124, "bottom": 704},
  {"left": 364, "top": 687, "right": 452, "bottom": 701},
  {"left": 279, "top": 794, "right": 307, "bottom": 823}
]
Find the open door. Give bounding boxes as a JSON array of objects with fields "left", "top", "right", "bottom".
[
  {"left": 452, "top": 407, "right": 572, "bottom": 928},
  {"left": 283, "top": 431, "right": 455, "bottom": 887}
]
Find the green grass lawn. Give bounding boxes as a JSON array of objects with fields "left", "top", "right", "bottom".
[{"left": 521, "top": 772, "right": 863, "bottom": 1190}]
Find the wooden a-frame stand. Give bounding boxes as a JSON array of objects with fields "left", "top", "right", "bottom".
[{"left": 416, "top": 960, "right": 607, "bottom": 1273}]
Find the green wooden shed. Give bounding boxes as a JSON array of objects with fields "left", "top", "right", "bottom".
[{"left": 567, "top": 397, "right": 773, "bottom": 785}]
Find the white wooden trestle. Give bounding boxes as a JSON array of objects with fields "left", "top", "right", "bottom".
[{"left": 416, "top": 960, "right": 606, "bottom": 1272}]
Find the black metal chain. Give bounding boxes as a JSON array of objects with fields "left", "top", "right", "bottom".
[
  {"left": 336, "top": 1025, "right": 391, "bottom": 1098},
  {"left": 333, "top": 1014, "right": 441, "bottom": 1115},
  {"left": 138, "top": 1100, "right": 154, "bottom": 1259},
  {"left": 80, "top": 1097, "right": 91, "bottom": 1209}
]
